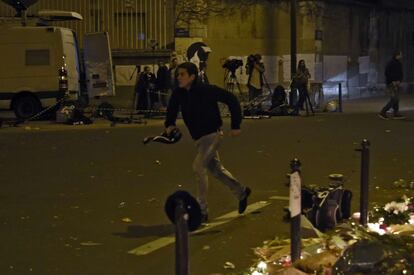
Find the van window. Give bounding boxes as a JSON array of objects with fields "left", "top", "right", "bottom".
[{"left": 25, "top": 49, "right": 50, "bottom": 66}]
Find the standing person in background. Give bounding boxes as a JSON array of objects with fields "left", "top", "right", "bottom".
[
  {"left": 156, "top": 60, "right": 170, "bottom": 109},
  {"left": 246, "top": 54, "right": 265, "bottom": 101},
  {"left": 290, "top": 60, "right": 311, "bottom": 116},
  {"left": 168, "top": 58, "right": 179, "bottom": 90},
  {"left": 378, "top": 51, "right": 405, "bottom": 120},
  {"left": 136, "top": 66, "right": 157, "bottom": 112},
  {"left": 164, "top": 62, "right": 251, "bottom": 223}
]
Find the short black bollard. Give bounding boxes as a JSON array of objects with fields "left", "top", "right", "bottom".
[
  {"left": 355, "top": 139, "right": 370, "bottom": 226},
  {"left": 289, "top": 158, "right": 302, "bottom": 263},
  {"left": 338, "top": 82, "right": 343, "bottom": 113},
  {"left": 175, "top": 199, "right": 189, "bottom": 275},
  {"left": 164, "top": 190, "right": 202, "bottom": 275}
]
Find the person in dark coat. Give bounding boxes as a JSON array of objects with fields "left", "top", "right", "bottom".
[
  {"left": 290, "top": 60, "right": 311, "bottom": 116},
  {"left": 246, "top": 54, "right": 265, "bottom": 101},
  {"left": 168, "top": 58, "right": 179, "bottom": 90},
  {"left": 378, "top": 51, "right": 405, "bottom": 119},
  {"left": 156, "top": 61, "right": 170, "bottom": 108},
  {"left": 164, "top": 62, "right": 251, "bottom": 223},
  {"left": 135, "top": 66, "right": 157, "bottom": 111}
]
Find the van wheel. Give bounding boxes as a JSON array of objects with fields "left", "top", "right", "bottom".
[{"left": 13, "top": 95, "right": 42, "bottom": 119}]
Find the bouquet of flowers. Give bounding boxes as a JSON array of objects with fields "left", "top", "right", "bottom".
[{"left": 370, "top": 196, "right": 413, "bottom": 227}]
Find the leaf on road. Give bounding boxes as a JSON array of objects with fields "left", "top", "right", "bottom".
[
  {"left": 121, "top": 217, "right": 133, "bottom": 223},
  {"left": 223, "top": 261, "right": 235, "bottom": 269}
]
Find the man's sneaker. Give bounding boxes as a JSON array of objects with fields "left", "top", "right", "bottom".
[
  {"left": 393, "top": 114, "right": 406, "bottom": 120},
  {"left": 238, "top": 187, "right": 252, "bottom": 214},
  {"left": 377, "top": 113, "right": 388, "bottom": 120}
]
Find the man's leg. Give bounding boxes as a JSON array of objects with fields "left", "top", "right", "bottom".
[
  {"left": 392, "top": 85, "right": 400, "bottom": 115},
  {"left": 207, "top": 152, "right": 245, "bottom": 200},
  {"left": 255, "top": 88, "right": 262, "bottom": 99},
  {"left": 204, "top": 133, "right": 251, "bottom": 213},
  {"left": 380, "top": 99, "right": 392, "bottom": 115},
  {"left": 292, "top": 87, "right": 306, "bottom": 115},
  {"left": 193, "top": 133, "right": 221, "bottom": 216},
  {"left": 248, "top": 86, "right": 254, "bottom": 101},
  {"left": 380, "top": 84, "right": 395, "bottom": 117}
]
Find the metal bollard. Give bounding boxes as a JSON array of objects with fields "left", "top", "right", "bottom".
[
  {"left": 289, "top": 158, "right": 302, "bottom": 263},
  {"left": 175, "top": 199, "right": 189, "bottom": 275},
  {"left": 355, "top": 139, "right": 370, "bottom": 226},
  {"left": 338, "top": 82, "right": 343, "bottom": 113},
  {"left": 164, "top": 190, "right": 202, "bottom": 275}
]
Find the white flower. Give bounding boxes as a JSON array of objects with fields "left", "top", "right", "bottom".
[{"left": 384, "top": 201, "right": 408, "bottom": 214}]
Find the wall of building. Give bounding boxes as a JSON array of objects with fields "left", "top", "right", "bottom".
[
  {"left": 195, "top": 2, "right": 318, "bottom": 88},
  {"left": 321, "top": 2, "right": 414, "bottom": 97}
]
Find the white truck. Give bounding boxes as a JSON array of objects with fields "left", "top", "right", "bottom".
[{"left": 0, "top": 1, "right": 114, "bottom": 119}]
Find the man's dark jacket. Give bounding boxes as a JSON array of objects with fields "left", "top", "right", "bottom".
[
  {"left": 385, "top": 58, "right": 403, "bottom": 85},
  {"left": 165, "top": 83, "right": 242, "bottom": 140},
  {"left": 156, "top": 65, "right": 170, "bottom": 90}
]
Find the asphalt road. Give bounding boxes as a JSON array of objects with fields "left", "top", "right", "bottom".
[{"left": 1, "top": 95, "right": 414, "bottom": 275}]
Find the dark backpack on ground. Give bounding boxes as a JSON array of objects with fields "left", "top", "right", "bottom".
[{"left": 301, "top": 183, "right": 352, "bottom": 232}]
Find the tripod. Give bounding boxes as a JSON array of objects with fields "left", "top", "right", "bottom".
[
  {"left": 224, "top": 69, "right": 243, "bottom": 99},
  {"left": 261, "top": 73, "right": 272, "bottom": 95},
  {"left": 292, "top": 86, "right": 314, "bottom": 116},
  {"left": 219, "top": 69, "right": 244, "bottom": 116}
]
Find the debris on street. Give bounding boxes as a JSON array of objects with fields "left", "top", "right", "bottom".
[
  {"left": 121, "top": 217, "right": 133, "bottom": 223},
  {"left": 250, "top": 196, "right": 414, "bottom": 274},
  {"left": 224, "top": 261, "right": 236, "bottom": 270}
]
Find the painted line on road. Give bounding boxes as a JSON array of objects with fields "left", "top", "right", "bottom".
[
  {"left": 127, "top": 200, "right": 271, "bottom": 256},
  {"left": 269, "top": 196, "right": 289, "bottom": 201}
]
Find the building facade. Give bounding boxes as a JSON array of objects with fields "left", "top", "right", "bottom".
[
  {"left": 176, "top": 0, "right": 414, "bottom": 97},
  {"left": 1, "top": 0, "right": 413, "bottom": 99}
]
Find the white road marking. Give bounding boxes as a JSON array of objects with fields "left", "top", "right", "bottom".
[
  {"left": 127, "top": 201, "right": 271, "bottom": 256},
  {"left": 269, "top": 196, "right": 289, "bottom": 201}
]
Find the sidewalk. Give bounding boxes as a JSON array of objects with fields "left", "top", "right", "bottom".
[
  {"left": 0, "top": 113, "right": 166, "bottom": 133},
  {"left": 1, "top": 94, "right": 414, "bottom": 133},
  {"left": 341, "top": 94, "right": 414, "bottom": 114}
]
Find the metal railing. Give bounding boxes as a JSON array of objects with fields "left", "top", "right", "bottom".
[{"left": 0, "top": 0, "right": 173, "bottom": 50}]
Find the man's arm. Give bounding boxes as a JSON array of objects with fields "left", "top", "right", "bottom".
[
  {"left": 164, "top": 89, "right": 180, "bottom": 130},
  {"left": 211, "top": 85, "right": 242, "bottom": 130},
  {"left": 254, "top": 62, "right": 265, "bottom": 73}
]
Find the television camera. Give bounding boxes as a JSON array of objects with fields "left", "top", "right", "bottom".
[{"left": 222, "top": 59, "right": 243, "bottom": 76}]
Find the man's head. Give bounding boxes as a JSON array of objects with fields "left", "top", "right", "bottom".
[
  {"left": 177, "top": 62, "right": 198, "bottom": 90},
  {"left": 144, "top": 66, "right": 151, "bottom": 73},
  {"left": 394, "top": 51, "right": 402, "bottom": 60},
  {"left": 170, "top": 58, "right": 178, "bottom": 68},
  {"left": 298, "top": 59, "right": 306, "bottom": 69}
]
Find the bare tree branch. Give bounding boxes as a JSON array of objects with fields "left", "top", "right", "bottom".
[{"left": 174, "top": 0, "right": 324, "bottom": 27}]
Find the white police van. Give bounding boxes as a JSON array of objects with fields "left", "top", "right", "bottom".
[{"left": 0, "top": 0, "right": 114, "bottom": 119}]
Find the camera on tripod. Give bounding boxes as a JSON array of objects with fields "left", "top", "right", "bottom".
[
  {"left": 246, "top": 54, "right": 261, "bottom": 71},
  {"left": 222, "top": 59, "right": 243, "bottom": 75}
]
